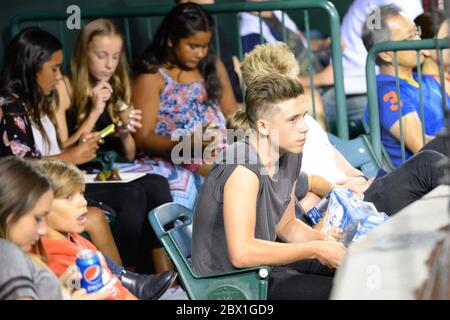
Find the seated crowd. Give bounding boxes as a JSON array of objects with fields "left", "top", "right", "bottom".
[{"left": 0, "top": 0, "right": 448, "bottom": 300}]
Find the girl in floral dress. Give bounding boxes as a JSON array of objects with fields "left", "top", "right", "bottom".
[{"left": 133, "top": 3, "right": 237, "bottom": 177}]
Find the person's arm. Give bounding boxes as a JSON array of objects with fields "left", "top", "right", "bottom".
[
  {"left": 285, "top": 180, "right": 342, "bottom": 240},
  {"left": 307, "top": 174, "right": 334, "bottom": 198},
  {"left": 389, "top": 112, "right": 434, "bottom": 153},
  {"left": 125, "top": 291, "right": 139, "bottom": 300},
  {"left": 299, "top": 192, "right": 321, "bottom": 212},
  {"left": 215, "top": 58, "right": 238, "bottom": 118},
  {"left": 54, "top": 77, "right": 72, "bottom": 146},
  {"left": 232, "top": 56, "right": 243, "bottom": 89},
  {"left": 298, "top": 64, "right": 334, "bottom": 88},
  {"left": 297, "top": 172, "right": 321, "bottom": 211},
  {"left": 223, "top": 165, "right": 345, "bottom": 269},
  {"left": 379, "top": 88, "right": 434, "bottom": 154},
  {"left": 55, "top": 77, "right": 107, "bottom": 148},
  {"left": 0, "top": 103, "right": 41, "bottom": 158},
  {"left": 277, "top": 184, "right": 330, "bottom": 243},
  {"left": 0, "top": 241, "right": 39, "bottom": 300},
  {"left": 277, "top": 181, "right": 346, "bottom": 267},
  {"left": 69, "top": 289, "right": 113, "bottom": 300},
  {"left": 45, "top": 134, "right": 100, "bottom": 165},
  {"left": 58, "top": 266, "right": 112, "bottom": 300},
  {"left": 332, "top": 145, "right": 373, "bottom": 192},
  {"left": 116, "top": 131, "right": 137, "bottom": 162},
  {"left": 333, "top": 145, "right": 364, "bottom": 178},
  {"left": 132, "top": 72, "right": 179, "bottom": 156}
]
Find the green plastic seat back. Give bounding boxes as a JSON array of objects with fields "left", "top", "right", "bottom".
[
  {"left": 327, "top": 133, "right": 383, "bottom": 178},
  {"left": 170, "top": 220, "right": 193, "bottom": 262},
  {"left": 148, "top": 202, "right": 271, "bottom": 300}
]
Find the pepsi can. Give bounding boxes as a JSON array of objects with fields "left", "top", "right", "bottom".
[{"left": 76, "top": 249, "right": 104, "bottom": 293}]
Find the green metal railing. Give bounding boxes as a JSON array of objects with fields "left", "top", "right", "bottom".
[
  {"left": 366, "top": 38, "right": 450, "bottom": 164},
  {"left": 9, "top": 0, "right": 348, "bottom": 138}
]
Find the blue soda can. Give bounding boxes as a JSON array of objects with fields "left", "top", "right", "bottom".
[
  {"left": 76, "top": 249, "right": 104, "bottom": 293},
  {"left": 306, "top": 198, "right": 329, "bottom": 225},
  {"left": 306, "top": 207, "right": 322, "bottom": 225}
]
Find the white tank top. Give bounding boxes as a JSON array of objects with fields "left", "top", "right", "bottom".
[{"left": 31, "top": 116, "right": 62, "bottom": 156}]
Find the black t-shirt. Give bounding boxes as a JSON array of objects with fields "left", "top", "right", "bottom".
[{"left": 192, "top": 138, "right": 303, "bottom": 275}]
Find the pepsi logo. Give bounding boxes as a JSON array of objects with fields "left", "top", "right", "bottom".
[{"left": 83, "top": 265, "right": 101, "bottom": 284}]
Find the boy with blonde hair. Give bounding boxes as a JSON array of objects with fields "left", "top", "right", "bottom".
[{"left": 39, "top": 160, "right": 178, "bottom": 300}]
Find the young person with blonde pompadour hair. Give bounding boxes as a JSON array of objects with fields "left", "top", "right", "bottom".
[{"left": 192, "top": 73, "right": 346, "bottom": 300}]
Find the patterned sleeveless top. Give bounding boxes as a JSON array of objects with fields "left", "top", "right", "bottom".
[{"left": 154, "top": 68, "right": 227, "bottom": 141}]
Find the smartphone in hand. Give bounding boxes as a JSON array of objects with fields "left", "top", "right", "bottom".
[{"left": 99, "top": 124, "right": 116, "bottom": 138}]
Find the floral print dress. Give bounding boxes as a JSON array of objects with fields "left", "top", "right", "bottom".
[
  {"left": 155, "top": 68, "right": 227, "bottom": 137},
  {"left": 0, "top": 96, "right": 41, "bottom": 158},
  {"left": 154, "top": 68, "right": 227, "bottom": 171}
]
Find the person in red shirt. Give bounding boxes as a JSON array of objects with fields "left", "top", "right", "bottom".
[{"left": 39, "top": 159, "right": 138, "bottom": 300}]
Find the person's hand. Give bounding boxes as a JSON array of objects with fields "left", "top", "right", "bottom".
[
  {"left": 71, "top": 288, "right": 112, "bottom": 300},
  {"left": 314, "top": 213, "right": 343, "bottom": 240},
  {"left": 117, "top": 109, "right": 143, "bottom": 134},
  {"left": 336, "top": 176, "right": 374, "bottom": 195},
  {"left": 80, "top": 132, "right": 103, "bottom": 145},
  {"left": 351, "top": 178, "right": 374, "bottom": 195},
  {"left": 60, "top": 265, "right": 80, "bottom": 290},
  {"left": 189, "top": 122, "right": 218, "bottom": 151},
  {"left": 324, "top": 229, "right": 343, "bottom": 242},
  {"left": 336, "top": 176, "right": 365, "bottom": 188},
  {"left": 60, "top": 265, "right": 112, "bottom": 300},
  {"left": 336, "top": 176, "right": 372, "bottom": 194},
  {"left": 67, "top": 134, "right": 100, "bottom": 164},
  {"left": 90, "top": 80, "right": 113, "bottom": 115},
  {"left": 313, "top": 240, "right": 346, "bottom": 269}
]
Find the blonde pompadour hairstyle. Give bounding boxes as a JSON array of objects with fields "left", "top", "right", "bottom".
[
  {"left": 39, "top": 160, "right": 85, "bottom": 199},
  {"left": 241, "top": 42, "right": 300, "bottom": 86}
]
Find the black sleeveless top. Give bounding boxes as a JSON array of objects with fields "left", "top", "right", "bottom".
[{"left": 192, "top": 138, "right": 303, "bottom": 275}]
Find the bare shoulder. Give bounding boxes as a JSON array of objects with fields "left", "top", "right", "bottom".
[
  {"left": 225, "top": 165, "right": 259, "bottom": 190},
  {"left": 56, "top": 75, "right": 72, "bottom": 111},
  {"left": 133, "top": 71, "right": 164, "bottom": 92}
]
